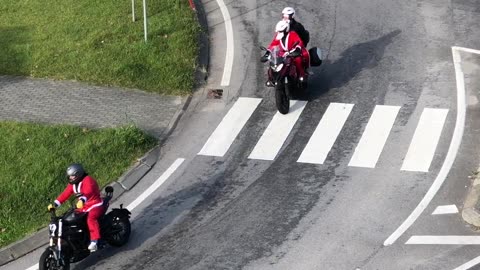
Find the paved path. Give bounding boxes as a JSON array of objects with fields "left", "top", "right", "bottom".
[{"left": 0, "top": 75, "right": 185, "bottom": 138}]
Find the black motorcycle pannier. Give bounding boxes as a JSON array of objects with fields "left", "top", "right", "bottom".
[{"left": 309, "top": 47, "right": 322, "bottom": 67}]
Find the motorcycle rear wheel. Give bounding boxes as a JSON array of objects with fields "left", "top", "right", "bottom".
[
  {"left": 39, "top": 248, "right": 70, "bottom": 270},
  {"left": 106, "top": 217, "right": 131, "bottom": 247},
  {"left": 275, "top": 82, "right": 290, "bottom": 114}
]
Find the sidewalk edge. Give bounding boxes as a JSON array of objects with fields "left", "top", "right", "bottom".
[{"left": 462, "top": 172, "right": 480, "bottom": 227}]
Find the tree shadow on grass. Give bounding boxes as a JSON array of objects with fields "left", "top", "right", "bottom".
[{"left": 0, "top": 27, "right": 31, "bottom": 75}]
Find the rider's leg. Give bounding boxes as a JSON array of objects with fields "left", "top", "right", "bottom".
[
  {"left": 302, "top": 49, "right": 310, "bottom": 72},
  {"left": 86, "top": 206, "right": 103, "bottom": 251},
  {"left": 294, "top": 57, "right": 305, "bottom": 78},
  {"left": 266, "top": 68, "right": 274, "bottom": 87}
]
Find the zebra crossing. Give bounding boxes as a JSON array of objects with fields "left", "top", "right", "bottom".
[
  {"left": 198, "top": 97, "right": 449, "bottom": 172},
  {"left": 348, "top": 105, "right": 400, "bottom": 168}
]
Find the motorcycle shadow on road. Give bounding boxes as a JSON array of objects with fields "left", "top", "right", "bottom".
[
  {"left": 305, "top": 29, "right": 401, "bottom": 101},
  {"left": 70, "top": 180, "right": 218, "bottom": 269}
]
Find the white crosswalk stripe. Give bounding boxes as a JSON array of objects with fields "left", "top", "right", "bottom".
[
  {"left": 249, "top": 100, "right": 307, "bottom": 160},
  {"left": 198, "top": 97, "right": 262, "bottom": 157},
  {"left": 348, "top": 105, "right": 400, "bottom": 168},
  {"left": 197, "top": 98, "right": 449, "bottom": 172},
  {"left": 298, "top": 103, "right": 354, "bottom": 164},
  {"left": 401, "top": 108, "right": 449, "bottom": 172}
]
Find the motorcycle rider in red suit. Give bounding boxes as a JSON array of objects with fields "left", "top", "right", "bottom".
[
  {"left": 267, "top": 20, "right": 309, "bottom": 83},
  {"left": 48, "top": 164, "right": 103, "bottom": 252}
]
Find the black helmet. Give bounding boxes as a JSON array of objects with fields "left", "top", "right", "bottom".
[{"left": 66, "top": 163, "right": 86, "bottom": 184}]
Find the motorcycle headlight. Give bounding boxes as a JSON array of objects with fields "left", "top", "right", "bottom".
[
  {"left": 272, "top": 63, "right": 284, "bottom": 72},
  {"left": 49, "top": 223, "right": 57, "bottom": 236}
]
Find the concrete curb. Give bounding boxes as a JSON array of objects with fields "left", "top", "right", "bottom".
[
  {"left": 193, "top": 0, "right": 210, "bottom": 86},
  {"left": 462, "top": 172, "right": 480, "bottom": 227},
  {"left": 0, "top": 0, "right": 210, "bottom": 266}
]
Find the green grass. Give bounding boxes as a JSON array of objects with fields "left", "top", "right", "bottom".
[
  {"left": 0, "top": 0, "right": 199, "bottom": 95},
  {"left": 0, "top": 122, "right": 157, "bottom": 248}
]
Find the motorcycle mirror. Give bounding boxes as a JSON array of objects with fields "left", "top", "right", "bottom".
[
  {"left": 260, "top": 46, "right": 267, "bottom": 51},
  {"left": 105, "top": 186, "right": 114, "bottom": 193}
]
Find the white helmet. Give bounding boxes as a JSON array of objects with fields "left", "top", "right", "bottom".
[
  {"left": 275, "top": 20, "right": 290, "bottom": 40},
  {"left": 275, "top": 20, "right": 290, "bottom": 33},
  {"left": 282, "top": 7, "right": 295, "bottom": 18}
]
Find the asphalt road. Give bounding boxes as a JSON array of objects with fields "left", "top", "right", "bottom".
[{"left": 3, "top": 0, "right": 480, "bottom": 269}]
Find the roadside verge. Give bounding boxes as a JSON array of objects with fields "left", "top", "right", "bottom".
[{"left": 0, "top": 0, "right": 210, "bottom": 265}]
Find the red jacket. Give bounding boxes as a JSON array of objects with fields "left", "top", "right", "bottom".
[
  {"left": 268, "top": 30, "right": 304, "bottom": 54},
  {"left": 55, "top": 175, "right": 103, "bottom": 212}
]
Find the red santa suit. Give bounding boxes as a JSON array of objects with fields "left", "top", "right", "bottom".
[
  {"left": 55, "top": 175, "right": 104, "bottom": 241},
  {"left": 268, "top": 30, "right": 309, "bottom": 78}
]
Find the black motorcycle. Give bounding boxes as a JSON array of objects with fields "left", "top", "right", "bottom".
[{"left": 39, "top": 186, "right": 131, "bottom": 270}]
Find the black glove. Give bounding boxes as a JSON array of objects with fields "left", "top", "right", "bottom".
[
  {"left": 289, "top": 47, "right": 301, "bottom": 57},
  {"left": 260, "top": 52, "right": 270, "bottom": 63}
]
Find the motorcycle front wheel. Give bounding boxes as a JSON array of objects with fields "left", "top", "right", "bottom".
[
  {"left": 275, "top": 82, "right": 290, "bottom": 114},
  {"left": 106, "top": 217, "right": 131, "bottom": 247},
  {"left": 39, "top": 248, "right": 70, "bottom": 270}
]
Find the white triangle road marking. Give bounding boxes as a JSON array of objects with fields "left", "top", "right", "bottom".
[{"left": 432, "top": 205, "right": 458, "bottom": 215}]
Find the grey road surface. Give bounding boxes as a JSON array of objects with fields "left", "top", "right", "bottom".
[{"left": 72, "top": 0, "right": 480, "bottom": 269}]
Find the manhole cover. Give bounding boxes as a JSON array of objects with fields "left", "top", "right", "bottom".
[{"left": 207, "top": 89, "right": 223, "bottom": 99}]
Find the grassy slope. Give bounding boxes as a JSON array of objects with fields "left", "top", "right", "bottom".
[
  {"left": 0, "top": 122, "right": 157, "bottom": 247},
  {"left": 0, "top": 0, "right": 199, "bottom": 95}
]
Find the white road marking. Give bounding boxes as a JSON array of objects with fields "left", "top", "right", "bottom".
[
  {"left": 454, "top": 46, "right": 480, "bottom": 55},
  {"left": 401, "top": 108, "right": 449, "bottom": 172},
  {"left": 383, "top": 46, "right": 467, "bottom": 246},
  {"left": 25, "top": 264, "right": 38, "bottom": 270},
  {"left": 249, "top": 100, "right": 307, "bottom": 160},
  {"left": 453, "top": 255, "right": 480, "bottom": 270},
  {"left": 348, "top": 105, "right": 400, "bottom": 168},
  {"left": 406, "top": 236, "right": 480, "bottom": 245},
  {"left": 198, "top": 97, "right": 261, "bottom": 157},
  {"left": 215, "top": 0, "right": 234, "bottom": 86},
  {"left": 297, "top": 103, "right": 354, "bottom": 164},
  {"left": 432, "top": 205, "right": 458, "bottom": 215},
  {"left": 127, "top": 158, "right": 185, "bottom": 211}
]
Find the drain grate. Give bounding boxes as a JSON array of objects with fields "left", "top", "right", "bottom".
[{"left": 207, "top": 89, "right": 223, "bottom": 99}]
